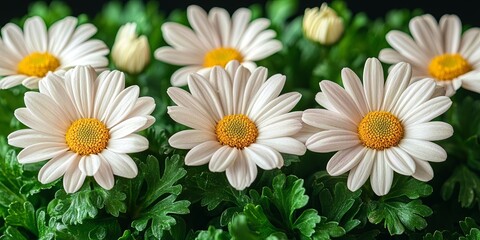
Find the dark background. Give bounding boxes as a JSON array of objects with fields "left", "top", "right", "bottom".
[{"left": 1, "top": 0, "right": 479, "bottom": 27}]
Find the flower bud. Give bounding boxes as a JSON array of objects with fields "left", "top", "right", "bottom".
[
  {"left": 111, "top": 22, "right": 150, "bottom": 74},
  {"left": 303, "top": 3, "right": 344, "bottom": 45}
]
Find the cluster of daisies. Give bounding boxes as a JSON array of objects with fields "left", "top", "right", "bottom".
[{"left": 1, "top": 4, "right": 479, "bottom": 196}]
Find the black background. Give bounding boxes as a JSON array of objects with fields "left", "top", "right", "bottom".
[{"left": 1, "top": 0, "right": 479, "bottom": 27}]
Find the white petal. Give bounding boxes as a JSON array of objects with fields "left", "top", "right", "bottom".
[
  {"left": 302, "top": 108, "right": 357, "bottom": 132},
  {"left": 8, "top": 129, "right": 64, "bottom": 148},
  {"left": 24, "top": 16, "right": 47, "bottom": 52},
  {"left": 402, "top": 96, "right": 452, "bottom": 125},
  {"left": 256, "top": 137, "right": 306, "bottom": 156},
  {"left": 238, "top": 66, "right": 263, "bottom": 113},
  {"left": 244, "top": 144, "right": 283, "bottom": 170},
  {"left": 107, "top": 134, "right": 148, "bottom": 153},
  {"left": 24, "top": 92, "right": 70, "bottom": 130},
  {"left": 247, "top": 74, "right": 285, "bottom": 119},
  {"left": 382, "top": 62, "right": 412, "bottom": 111},
  {"left": 100, "top": 149, "right": 138, "bottom": 178},
  {"left": 412, "top": 158, "right": 434, "bottom": 181},
  {"left": 104, "top": 86, "right": 139, "bottom": 127},
  {"left": 17, "top": 142, "right": 68, "bottom": 164},
  {"left": 0, "top": 75, "right": 25, "bottom": 89},
  {"left": 170, "top": 66, "right": 203, "bottom": 87},
  {"left": 167, "top": 87, "right": 215, "bottom": 124},
  {"left": 188, "top": 73, "right": 224, "bottom": 120},
  {"left": 404, "top": 121, "right": 454, "bottom": 141},
  {"left": 440, "top": 14, "right": 461, "bottom": 53},
  {"left": 384, "top": 147, "right": 416, "bottom": 175},
  {"left": 93, "top": 158, "right": 115, "bottom": 190},
  {"left": 399, "top": 139, "right": 447, "bottom": 162},
  {"left": 342, "top": 68, "right": 368, "bottom": 115},
  {"left": 168, "top": 130, "right": 216, "bottom": 149},
  {"left": 393, "top": 78, "right": 436, "bottom": 118},
  {"left": 94, "top": 70, "right": 125, "bottom": 120},
  {"left": 160, "top": 22, "right": 208, "bottom": 51},
  {"left": 320, "top": 80, "right": 362, "bottom": 123},
  {"left": 78, "top": 155, "right": 101, "bottom": 176},
  {"left": 64, "top": 65, "right": 96, "bottom": 118},
  {"left": 253, "top": 92, "right": 301, "bottom": 123},
  {"left": 167, "top": 106, "right": 214, "bottom": 131},
  {"left": 409, "top": 14, "right": 443, "bottom": 56},
  {"left": 185, "top": 141, "right": 221, "bottom": 166},
  {"left": 326, "top": 145, "right": 367, "bottom": 176},
  {"left": 38, "top": 152, "right": 77, "bottom": 184},
  {"left": 153, "top": 47, "right": 203, "bottom": 65},
  {"left": 370, "top": 154, "right": 394, "bottom": 196},
  {"left": 63, "top": 160, "right": 86, "bottom": 193},
  {"left": 14, "top": 108, "right": 64, "bottom": 136},
  {"left": 229, "top": 7, "right": 251, "bottom": 47},
  {"left": 109, "top": 116, "right": 148, "bottom": 139},
  {"left": 258, "top": 119, "right": 302, "bottom": 139},
  {"left": 347, "top": 150, "right": 375, "bottom": 191},
  {"left": 187, "top": 5, "right": 220, "bottom": 48},
  {"left": 226, "top": 151, "right": 257, "bottom": 190},
  {"left": 363, "top": 58, "right": 385, "bottom": 111},
  {"left": 209, "top": 146, "right": 238, "bottom": 172},
  {"left": 306, "top": 130, "right": 360, "bottom": 153},
  {"left": 385, "top": 30, "right": 430, "bottom": 66}
]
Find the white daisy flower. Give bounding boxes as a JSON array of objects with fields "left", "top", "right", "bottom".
[
  {"left": 302, "top": 58, "right": 453, "bottom": 196},
  {"left": 167, "top": 60, "right": 306, "bottom": 190},
  {"left": 0, "top": 16, "right": 109, "bottom": 89},
  {"left": 379, "top": 13, "right": 480, "bottom": 96},
  {"left": 7, "top": 65, "right": 155, "bottom": 193},
  {"left": 154, "top": 5, "right": 282, "bottom": 87}
]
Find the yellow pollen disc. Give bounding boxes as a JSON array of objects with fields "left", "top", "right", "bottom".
[
  {"left": 17, "top": 52, "right": 60, "bottom": 77},
  {"left": 65, "top": 118, "right": 110, "bottom": 155},
  {"left": 357, "top": 111, "right": 403, "bottom": 150},
  {"left": 215, "top": 114, "right": 258, "bottom": 149},
  {"left": 203, "top": 47, "right": 243, "bottom": 68},
  {"left": 428, "top": 53, "right": 471, "bottom": 81}
]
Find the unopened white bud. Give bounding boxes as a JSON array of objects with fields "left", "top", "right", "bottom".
[
  {"left": 112, "top": 22, "right": 151, "bottom": 74},
  {"left": 303, "top": 3, "right": 344, "bottom": 45}
]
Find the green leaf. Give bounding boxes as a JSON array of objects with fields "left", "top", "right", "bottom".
[
  {"left": 91, "top": 185, "right": 127, "bottom": 217},
  {"left": 129, "top": 155, "right": 190, "bottom": 238},
  {"left": 263, "top": 174, "right": 308, "bottom": 222},
  {"left": 423, "top": 231, "right": 445, "bottom": 240},
  {"left": 460, "top": 217, "right": 480, "bottom": 236},
  {"left": 54, "top": 218, "right": 122, "bottom": 240},
  {"left": 48, "top": 184, "right": 98, "bottom": 225},
  {"left": 228, "top": 214, "right": 262, "bottom": 240},
  {"left": 5, "top": 201, "right": 37, "bottom": 235},
  {"left": 293, "top": 209, "right": 321, "bottom": 237},
  {"left": 243, "top": 204, "right": 282, "bottom": 238},
  {"left": 319, "top": 182, "right": 359, "bottom": 221},
  {"left": 313, "top": 217, "right": 346, "bottom": 239},
  {"left": 0, "top": 227, "right": 28, "bottom": 240},
  {"left": 195, "top": 226, "right": 230, "bottom": 240},
  {"left": 442, "top": 164, "right": 480, "bottom": 208},
  {"left": 368, "top": 200, "right": 432, "bottom": 235},
  {"left": 0, "top": 149, "right": 27, "bottom": 216},
  {"left": 266, "top": 0, "right": 298, "bottom": 27}
]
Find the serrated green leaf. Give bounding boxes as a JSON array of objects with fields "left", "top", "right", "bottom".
[
  {"left": 228, "top": 214, "right": 262, "bottom": 240},
  {"left": 263, "top": 174, "right": 309, "bottom": 222},
  {"left": 91, "top": 185, "right": 127, "bottom": 217},
  {"left": 195, "top": 226, "right": 230, "bottom": 240},
  {"left": 460, "top": 217, "right": 480, "bottom": 236},
  {"left": 129, "top": 155, "right": 190, "bottom": 238},
  {"left": 293, "top": 209, "right": 321, "bottom": 237},
  {"left": 384, "top": 176, "right": 433, "bottom": 200},
  {"left": 442, "top": 164, "right": 480, "bottom": 208},
  {"left": 0, "top": 226, "right": 28, "bottom": 240},
  {"left": 463, "top": 228, "right": 480, "bottom": 240},
  {"left": 48, "top": 185, "right": 98, "bottom": 225},
  {"left": 319, "top": 182, "right": 362, "bottom": 223},
  {"left": 0, "top": 149, "right": 26, "bottom": 216},
  {"left": 313, "top": 217, "right": 346, "bottom": 239},
  {"left": 5, "top": 201, "right": 37, "bottom": 235},
  {"left": 54, "top": 218, "right": 122, "bottom": 240},
  {"left": 243, "top": 204, "right": 282, "bottom": 238},
  {"left": 368, "top": 200, "right": 432, "bottom": 235},
  {"left": 423, "top": 231, "right": 445, "bottom": 240}
]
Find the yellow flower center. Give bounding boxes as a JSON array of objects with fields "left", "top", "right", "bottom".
[
  {"left": 65, "top": 118, "right": 110, "bottom": 155},
  {"left": 203, "top": 47, "right": 243, "bottom": 68},
  {"left": 357, "top": 111, "right": 403, "bottom": 150},
  {"left": 17, "top": 52, "right": 61, "bottom": 77},
  {"left": 428, "top": 53, "right": 471, "bottom": 81},
  {"left": 215, "top": 114, "right": 258, "bottom": 149}
]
